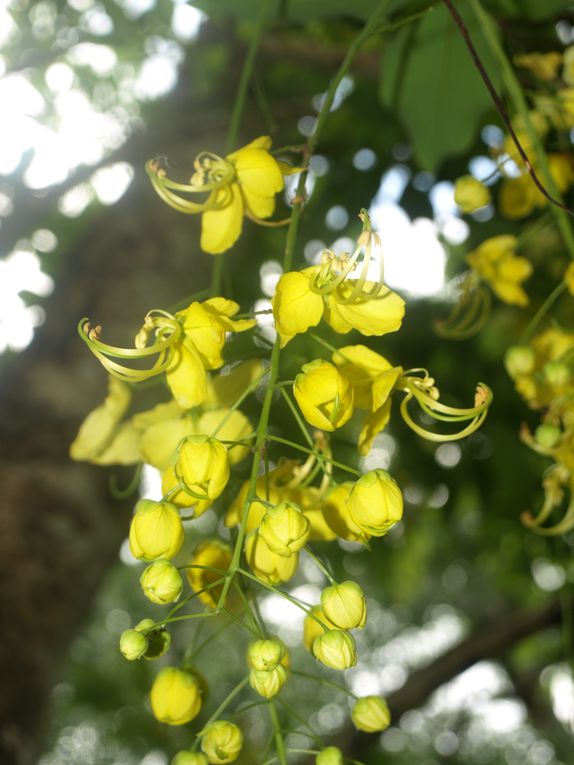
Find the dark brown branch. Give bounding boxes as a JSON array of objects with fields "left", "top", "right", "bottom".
[{"left": 442, "top": 0, "right": 574, "bottom": 219}]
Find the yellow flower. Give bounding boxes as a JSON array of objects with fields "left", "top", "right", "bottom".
[
  {"left": 249, "top": 665, "right": 288, "bottom": 699},
  {"left": 244, "top": 531, "right": 299, "bottom": 584},
  {"left": 514, "top": 51, "right": 562, "bottom": 81},
  {"left": 186, "top": 540, "right": 232, "bottom": 608},
  {"left": 313, "top": 629, "right": 357, "bottom": 670},
  {"left": 332, "top": 344, "right": 402, "bottom": 454},
  {"left": 259, "top": 501, "right": 311, "bottom": 557},
  {"left": 321, "top": 581, "right": 366, "bottom": 630},
  {"left": 294, "top": 359, "right": 354, "bottom": 432},
  {"left": 140, "top": 560, "right": 184, "bottom": 605},
  {"left": 454, "top": 175, "right": 490, "bottom": 213},
  {"left": 466, "top": 235, "right": 532, "bottom": 306},
  {"left": 176, "top": 435, "right": 230, "bottom": 515},
  {"left": 129, "top": 500, "right": 184, "bottom": 561},
  {"left": 351, "top": 696, "right": 391, "bottom": 732},
  {"left": 172, "top": 752, "right": 209, "bottom": 765},
  {"left": 200, "top": 721, "right": 243, "bottom": 764},
  {"left": 303, "top": 606, "right": 335, "bottom": 652},
  {"left": 147, "top": 136, "right": 288, "bottom": 255},
  {"left": 347, "top": 469, "right": 403, "bottom": 537},
  {"left": 322, "top": 483, "right": 370, "bottom": 543},
  {"left": 272, "top": 215, "right": 405, "bottom": 347},
  {"left": 150, "top": 667, "right": 202, "bottom": 725},
  {"left": 247, "top": 639, "right": 286, "bottom": 671}
]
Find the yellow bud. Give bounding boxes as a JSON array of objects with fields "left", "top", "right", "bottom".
[
  {"left": 504, "top": 345, "right": 536, "bottom": 377},
  {"left": 312, "top": 629, "right": 357, "bottom": 670},
  {"left": 316, "top": 747, "right": 344, "bottom": 765},
  {"left": 454, "top": 175, "right": 490, "bottom": 213},
  {"left": 293, "top": 360, "right": 354, "bottom": 431},
  {"left": 347, "top": 469, "right": 403, "bottom": 537},
  {"left": 176, "top": 435, "right": 230, "bottom": 506},
  {"left": 249, "top": 665, "right": 288, "bottom": 698},
  {"left": 535, "top": 423, "right": 561, "bottom": 449},
  {"left": 129, "top": 500, "right": 184, "bottom": 561},
  {"left": 172, "top": 753, "right": 209, "bottom": 765},
  {"left": 321, "top": 581, "right": 366, "bottom": 630},
  {"left": 351, "top": 696, "right": 391, "bottom": 732},
  {"left": 187, "top": 540, "right": 232, "bottom": 608},
  {"left": 322, "top": 483, "right": 370, "bottom": 543},
  {"left": 247, "top": 638, "right": 286, "bottom": 671},
  {"left": 259, "top": 502, "right": 311, "bottom": 557},
  {"left": 140, "top": 560, "right": 184, "bottom": 605},
  {"left": 135, "top": 619, "right": 172, "bottom": 659},
  {"left": 150, "top": 667, "right": 202, "bottom": 725},
  {"left": 244, "top": 531, "right": 299, "bottom": 584},
  {"left": 200, "top": 721, "right": 243, "bottom": 764},
  {"left": 119, "top": 628, "right": 148, "bottom": 661},
  {"left": 303, "top": 606, "right": 334, "bottom": 652}
]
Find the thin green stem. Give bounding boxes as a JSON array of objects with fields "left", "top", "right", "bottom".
[
  {"left": 268, "top": 434, "right": 361, "bottom": 476},
  {"left": 279, "top": 387, "right": 315, "bottom": 450},
  {"left": 469, "top": 0, "right": 574, "bottom": 261},
  {"left": 304, "top": 546, "right": 337, "bottom": 585},
  {"left": 268, "top": 699, "right": 288, "bottom": 765},
  {"left": 277, "top": 698, "right": 324, "bottom": 747},
  {"left": 291, "top": 669, "right": 358, "bottom": 699},
  {"left": 199, "top": 677, "right": 249, "bottom": 734},
  {"left": 519, "top": 282, "right": 567, "bottom": 343}
]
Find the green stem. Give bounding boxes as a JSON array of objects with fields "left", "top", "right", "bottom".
[
  {"left": 210, "top": 253, "right": 225, "bottom": 298},
  {"left": 469, "top": 0, "right": 574, "bottom": 261},
  {"left": 199, "top": 677, "right": 249, "bottom": 734},
  {"left": 304, "top": 546, "right": 337, "bottom": 585},
  {"left": 290, "top": 669, "right": 358, "bottom": 699},
  {"left": 277, "top": 698, "right": 324, "bottom": 747},
  {"left": 268, "top": 434, "right": 361, "bottom": 476},
  {"left": 519, "top": 282, "right": 567, "bottom": 343},
  {"left": 268, "top": 699, "right": 288, "bottom": 765}
]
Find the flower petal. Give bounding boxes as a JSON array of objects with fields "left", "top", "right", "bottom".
[{"left": 201, "top": 183, "right": 243, "bottom": 254}]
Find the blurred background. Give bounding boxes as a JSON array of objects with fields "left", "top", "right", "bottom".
[{"left": 1, "top": 1, "right": 573, "bottom": 764}]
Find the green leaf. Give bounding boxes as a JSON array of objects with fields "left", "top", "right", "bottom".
[{"left": 379, "top": 3, "right": 500, "bottom": 172}]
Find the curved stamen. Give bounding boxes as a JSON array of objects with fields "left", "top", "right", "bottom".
[
  {"left": 522, "top": 468, "right": 574, "bottom": 535},
  {"left": 435, "top": 281, "right": 491, "bottom": 340}
]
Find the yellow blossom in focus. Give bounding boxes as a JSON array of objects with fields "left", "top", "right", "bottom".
[
  {"left": 351, "top": 696, "right": 391, "bottom": 732},
  {"left": 454, "top": 175, "right": 490, "bottom": 213},
  {"left": 176, "top": 435, "right": 230, "bottom": 516},
  {"left": 247, "top": 639, "right": 286, "bottom": 671},
  {"left": 313, "top": 629, "right": 357, "bottom": 670},
  {"left": 140, "top": 560, "right": 183, "bottom": 604},
  {"left": 303, "top": 606, "right": 335, "bottom": 652},
  {"left": 347, "top": 469, "right": 403, "bottom": 537},
  {"left": 322, "top": 483, "right": 370, "bottom": 543},
  {"left": 201, "top": 721, "right": 243, "bottom": 765},
  {"left": 293, "top": 360, "right": 354, "bottom": 432},
  {"left": 129, "top": 500, "right": 184, "bottom": 561},
  {"left": 321, "top": 580, "right": 366, "bottom": 630},
  {"left": 466, "top": 235, "right": 532, "bottom": 306},
  {"left": 249, "top": 665, "right": 288, "bottom": 699},
  {"left": 244, "top": 531, "right": 299, "bottom": 584},
  {"left": 150, "top": 667, "right": 202, "bottom": 726},
  {"left": 186, "top": 540, "right": 232, "bottom": 608},
  {"left": 259, "top": 501, "right": 311, "bottom": 557}
]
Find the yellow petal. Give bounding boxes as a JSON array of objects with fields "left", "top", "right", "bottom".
[
  {"left": 166, "top": 341, "right": 208, "bottom": 409},
  {"left": 70, "top": 376, "right": 131, "bottom": 461},
  {"left": 325, "top": 285, "right": 405, "bottom": 337},
  {"left": 272, "top": 269, "right": 324, "bottom": 346},
  {"left": 139, "top": 416, "right": 194, "bottom": 470},
  {"left": 203, "top": 297, "right": 256, "bottom": 333},
  {"left": 232, "top": 147, "right": 284, "bottom": 219},
  {"left": 178, "top": 302, "right": 225, "bottom": 370},
  {"left": 227, "top": 136, "right": 273, "bottom": 155},
  {"left": 371, "top": 366, "right": 403, "bottom": 411},
  {"left": 201, "top": 183, "right": 243, "bottom": 254},
  {"left": 332, "top": 345, "right": 393, "bottom": 409},
  {"left": 93, "top": 422, "right": 142, "bottom": 465},
  {"left": 207, "top": 359, "right": 265, "bottom": 407},
  {"left": 359, "top": 399, "right": 392, "bottom": 456},
  {"left": 193, "top": 407, "right": 253, "bottom": 464}
]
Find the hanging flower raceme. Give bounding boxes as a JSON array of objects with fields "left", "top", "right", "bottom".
[
  {"left": 79, "top": 298, "right": 255, "bottom": 410},
  {"left": 272, "top": 210, "right": 405, "bottom": 347},
  {"left": 147, "top": 136, "right": 293, "bottom": 254}
]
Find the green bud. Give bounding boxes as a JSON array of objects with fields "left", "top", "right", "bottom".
[
  {"left": 504, "top": 345, "right": 535, "bottom": 377},
  {"left": 535, "top": 423, "right": 561, "bottom": 449},
  {"left": 351, "top": 696, "right": 391, "bottom": 732},
  {"left": 172, "top": 752, "right": 209, "bottom": 765},
  {"left": 119, "top": 628, "right": 148, "bottom": 661},
  {"left": 140, "top": 559, "right": 184, "bottom": 605},
  {"left": 247, "top": 639, "right": 285, "bottom": 671},
  {"left": 249, "top": 665, "right": 287, "bottom": 699},
  {"left": 201, "top": 721, "right": 243, "bottom": 764},
  {"left": 316, "top": 747, "right": 344, "bottom": 765},
  {"left": 312, "top": 629, "right": 357, "bottom": 670},
  {"left": 135, "top": 619, "right": 172, "bottom": 659},
  {"left": 544, "top": 360, "right": 571, "bottom": 386},
  {"left": 321, "top": 581, "right": 366, "bottom": 630}
]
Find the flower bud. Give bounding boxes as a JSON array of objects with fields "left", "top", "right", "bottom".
[
  {"left": 322, "top": 483, "right": 370, "bottom": 543},
  {"left": 312, "top": 629, "right": 357, "bottom": 670},
  {"left": 259, "top": 502, "right": 311, "bottom": 557},
  {"left": 454, "top": 175, "right": 490, "bottom": 213},
  {"left": 249, "top": 665, "right": 287, "bottom": 699},
  {"left": 200, "top": 720, "right": 243, "bottom": 764},
  {"left": 119, "top": 628, "right": 148, "bottom": 661},
  {"left": 316, "top": 747, "right": 344, "bottom": 765},
  {"left": 150, "top": 666, "right": 202, "bottom": 725},
  {"left": 244, "top": 531, "right": 299, "bottom": 584},
  {"left": 135, "top": 619, "right": 172, "bottom": 659},
  {"left": 351, "top": 695, "right": 391, "bottom": 732},
  {"left": 303, "top": 606, "right": 334, "bottom": 652},
  {"left": 140, "top": 560, "right": 184, "bottom": 605},
  {"left": 321, "top": 581, "right": 366, "bottom": 630},
  {"left": 176, "top": 435, "right": 230, "bottom": 505},
  {"left": 293, "top": 360, "right": 354, "bottom": 432},
  {"left": 543, "top": 360, "right": 571, "bottom": 386},
  {"left": 247, "top": 639, "right": 285, "bottom": 671},
  {"left": 129, "top": 499, "right": 184, "bottom": 561},
  {"left": 347, "top": 469, "right": 403, "bottom": 537},
  {"left": 172, "top": 753, "right": 209, "bottom": 765},
  {"left": 187, "top": 540, "right": 232, "bottom": 608},
  {"left": 535, "top": 423, "right": 561, "bottom": 449},
  {"left": 504, "top": 345, "right": 535, "bottom": 377}
]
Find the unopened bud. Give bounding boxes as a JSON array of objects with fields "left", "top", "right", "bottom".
[{"left": 119, "top": 628, "right": 148, "bottom": 661}]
